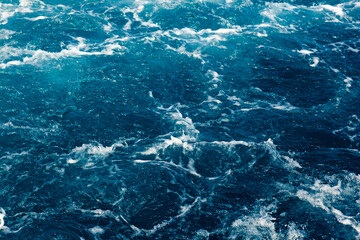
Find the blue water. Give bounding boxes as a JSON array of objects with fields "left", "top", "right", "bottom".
[{"left": 0, "top": 0, "right": 360, "bottom": 239}]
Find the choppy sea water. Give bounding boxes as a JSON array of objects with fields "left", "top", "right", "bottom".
[{"left": 0, "top": 0, "right": 360, "bottom": 239}]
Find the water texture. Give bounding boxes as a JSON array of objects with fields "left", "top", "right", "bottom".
[{"left": 0, "top": 0, "right": 360, "bottom": 239}]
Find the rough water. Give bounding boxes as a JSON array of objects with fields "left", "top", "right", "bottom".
[{"left": 0, "top": 0, "right": 360, "bottom": 239}]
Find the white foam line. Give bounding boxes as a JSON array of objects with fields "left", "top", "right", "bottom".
[
  {"left": 297, "top": 49, "right": 314, "bottom": 55},
  {"left": 0, "top": 151, "right": 30, "bottom": 160},
  {"left": 208, "top": 169, "right": 232, "bottom": 181},
  {"left": 24, "top": 16, "right": 48, "bottom": 21},
  {"left": 0, "top": 0, "right": 69, "bottom": 25},
  {"left": 270, "top": 102, "right": 298, "bottom": 111},
  {"left": 296, "top": 179, "right": 360, "bottom": 236},
  {"left": 71, "top": 142, "right": 123, "bottom": 157},
  {"left": 134, "top": 159, "right": 201, "bottom": 177},
  {"left": 331, "top": 208, "right": 360, "bottom": 235},
  {"left": 0, "top": 208, "right": 5, "bottom": 230},
  {"left": 133, "top": 197, "right": 204, "bottom": 236},
  {"left": 204, "top": 140, "right": 251, "bottom": 147},
  {"left": 0, "top": 37, "right": 125, "bottom": 69}
]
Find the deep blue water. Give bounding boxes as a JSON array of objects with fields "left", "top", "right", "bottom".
[{"left": 0, "top": 0, "right": 360, "bottom": 239}]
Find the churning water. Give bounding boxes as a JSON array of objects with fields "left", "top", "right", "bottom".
[{"left": 0, "top": 0, "right": 360, "bottom": 239}]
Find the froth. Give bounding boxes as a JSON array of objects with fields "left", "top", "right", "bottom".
[
  {"left": 0, "top": 208, "right": 5, "bottom": 230},
  {"left": 0, "top": 37, "right": 125, "bottom": 69}
]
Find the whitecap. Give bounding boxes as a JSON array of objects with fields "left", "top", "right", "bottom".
[
  {"left": 231, "top": 204, "right": 278, "bottom": 240},
  {"left": 321, "top": 4, "right": 345, "bottom": 17},
  {"left": 122, "top": 4, "right": 160, "bottom": 31},
  {"left": 297, "top": 49, "right": 314, "bottom": 55},
  {"left": 71, "top": 143, "right": 118, "bottom": 157},
  {"left": 165, "top": 44, "right": 205, "bottom": 64},
  {"left": 89, "top": 226, "right": 104, "bottom": 235},
  {"left": 286, "top": 222, "right": 305, "bottom": 240},
  {"left": 260, "top": 3, "right": 297, "bottom": 22},
  {"left": 0, "top": 29, "right": 15, "bottom": 39},
  {"left": 296, "top": 175, "right": 360, "bottom": 236},
  {"left": 344, "top": 77, "right": 353, "bottom": 90},
  {"left": 0, "top": 208, "right": 6, "bottom": 230},
  {"left": 270, "top": 102, "right": 298, "bottom": 111},
  {"left": 0, "top": 37, "right": 125, "bottom": 69},
  {"left": 310, "top": 57, "right": 319, "bottom": 67},
  {"left": 24, "top": 16, "right": 48, "bottom": 21}
]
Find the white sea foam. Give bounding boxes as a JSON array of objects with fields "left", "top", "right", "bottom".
[
  {"left": 282, "top": 155, "right": 302, "bottom": 169},
  {"left": 297, "top": 49, "right": 314, "bottom": 55},
  {"left": 0, "top": 3, "right": 16, "bottom": 25},
  {"left": 196, "top": 229, "right": 210, "bottom": 238},
  {"left": 297, "top": 188, "right": 360, "bottom": 235},
  {"left": 348, "top": 46, "right": 359, "bottom": 53},
  {"left": 0, "top": 151, "right": 30, "bottom": 161},
  {"left": 286, "top": 222, "right": 305, "bottom": 240},
  {"left": 103, "top": 22, "right": 113, "bottom": 32},
  {"left": 0, "top": 44, "right": 27, "bottom": 59},
  {"left": 66, "top": 158, "right": 80, "bottom": 164},
  {"left": 231, "top": 204, "right": 278, "bottom": 239},
  {"left": 208, "top": 140, "right": 250, "bottom": 147},
  {"left": 296, "top": 175, "right": 360, "bottom": 236},
  {"left": 231, "top": 203, "right": 304, "bottom": 239},
  {"left": 256, "top": 31, "right": 268, "bottom": 37},
  {"left": 202, "top": 96, "right": 222, "bottom": 106},
  {"left": 0, "top": 37, "right": 125, "bottom": 69},
  {"left": 0, "top": 29, "right": 15, "bottom": 39},
  {"left": 0, "top": 0, "right": 51, "bottom": 25},
  {"left": 331, "top": 67, "right": 340, "bottom": 73},
  {"left": 67, "top": 141, "right": 124, "bottom": 168},
  {"left": 122, "top": 4, "right": 160, "bottom": 31},
  {"left": 206, "top": 70, "right": 221, "bottom": 88},
  {"left": 344, "top": 77, "right": 353, "bottom": 90},
  {"left": 259, "top": 2, "right": 351, "bottom": 32},
  {"left": 89, "top": 226, "right": 104, "bottom": 235},
  {"left": 310, "top": 57, "right": 319, "bottom": 67},
  {"left": 135, "top": 158, "right": 201, "bottom": 177},
  {"left": 141, "top": 134, "right": 195, "bottom": 155},
  {"left": 260, "top": 3, "right": 297, "bottom": 22},
  {"left": 148, "top": 26, "right": 242, "bottom": 50},
  {"left": 133, "top": 197, "right": 205, "bottom": 236},
  {"left": 321, "top": 5, "right": 345, "bottom": 17},
  {"left": 170, "top": 27, "right": 241, "bottom": 39},
  {"left": 80, "top": 208, "right": 123, "bottom": 221},
  {"left": 263, "top": 139, "right": 302, "bottom": 169},
  {"left": 0, "top": 208, "right": 6, "bottom": 230},
  {"left": 140, "top": 105, "right": 199, "bottom": 156},
  {"left": 333, "top": 115, "right": 360, "bottom": 142},
  {"left": 24, "top": 16, "right": 48, "bottom": 21},
  {"left": 165, "top": 45, "right": 204, "bottom": 64},
  {"left": 226, "top": 93, "right": 298, "bottom": 112},
  {"left": 141, "top": 25, "right": 242, "bottom": 63},
  {"left": 270, "top": 102, "right": 298, "bottom": 111},
  {"left": 71, "top": 142, "right": 123, "bottom": 157}
]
